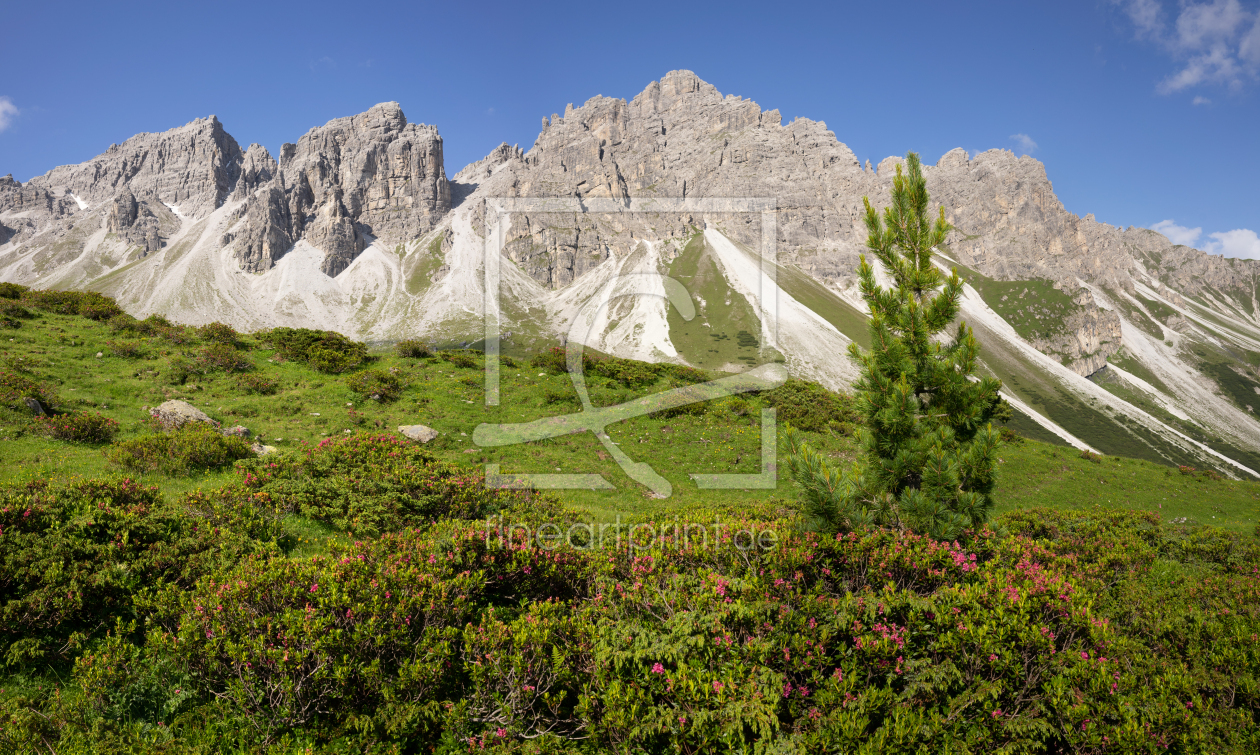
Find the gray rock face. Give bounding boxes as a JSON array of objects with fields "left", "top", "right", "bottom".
[
  {"left": 228, "top": 102, "right": 449, "bottom": 274},
  {"left": 0, "top": 70, "right": 1256, "bottom": 390},
  {"left": 107, "top": 187, "right": 139, "bottom": 231},
  {"left": 453, "top": 142, "right": 524, "bottom": 185},
  {"left": 29, "top": 115, "right": 243, "bottom": 220},
  {"left": 1028, "top": 288, "right": 1124, "bottom": 376},
  {"left": 106, "top": 187, "right": 163, "bottom": 253},
  {"left": 231, "top": 144, "right": 278, "bottom": 201},
  {"left": 150, "top": 399, "right": 217, "bottom": 431},
  {"left": 0, "top": 174, "right": 78, "bottom": 248},
  {"left": 471, "top": 69, "right": 1253, "bottom": 373},
  {"left": 304, "top": 189, "right": 366, "bottom": 276},
  {"left": 472, "top": 70, "right": 868, "bottom": 289},
  {"left": 398, "top": 424, "right": 439, "bottom": 443},
  {"left": 234, "top": 185, "right": 293, "bottom": 273}
]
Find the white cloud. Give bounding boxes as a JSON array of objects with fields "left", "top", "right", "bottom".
[
  {"left": 0, "top": 97, "right": 18, "bottom": 133},
  {"left": 1010, "top": 133, "right": 1038, "bottom": 154},
  {"left": 1157, "top": 42, "right": 1244, "bottom": 92},
  {"left": 1152, "top": 219, "right": 1203, "bottom": 245},
  {"left": 1151, "top": 220, "right": 1260, "bottom": 258},
  {"left": 1123, "top": 0, "right": 1166, "bottom": 39},
  {"left": 1117, "top": 0, "right": 1260, "bottom": 93},
  {"left": 1204, "top": 228, "right": 1260, "bottom": 258},
  {"left": 1193, "top": 94, "right": 1213, "bottom": 103}
]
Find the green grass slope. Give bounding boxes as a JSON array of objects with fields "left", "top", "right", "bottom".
[{"left": 3, "top": 296, "right": 1257, "bottom": 532}]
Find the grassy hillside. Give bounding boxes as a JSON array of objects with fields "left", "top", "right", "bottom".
[
  {"left": 5, "top": 288, "right": 1260, "bottom": 753},
  {"left": 3, "top": 294, "right": 1257, "bottom": 533}
]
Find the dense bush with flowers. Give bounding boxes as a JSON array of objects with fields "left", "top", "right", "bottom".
[
  {"left": 2, "top": 424, "right": 1258, "bottom": 752},
  {"left": 1, "top": 493, "right": 1255, "bottom": 753},
  {"left": 230, "top": 433, "right": 539, "bottom": 536},
  {"left": 30, "top": 410, "right": 119, "bottom": 443},
  {"left": 0, "top": 477, "right": 283, "bottom": 671}
]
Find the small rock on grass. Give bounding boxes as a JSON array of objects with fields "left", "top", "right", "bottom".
[
  {"left": 150, "top": 399, "right": 218, "bottom": 431},
  {"left": 398, "top": 424, "right": 439, "bottom": 443}
]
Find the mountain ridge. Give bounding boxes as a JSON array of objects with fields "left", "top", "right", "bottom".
[{"left": 2, "top": 70, "right": 1259, "bottom": 476}]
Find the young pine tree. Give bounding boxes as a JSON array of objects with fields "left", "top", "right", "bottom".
[{"left": 785, "top": 152, "right": 1004, "bottom": 540}]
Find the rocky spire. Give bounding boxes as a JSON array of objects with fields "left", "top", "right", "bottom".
[{"left": 229, "top": 101, "right": 450, "bottom": 274}]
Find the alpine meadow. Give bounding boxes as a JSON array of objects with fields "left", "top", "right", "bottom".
[{"left": 2, "top": 59, "right": 1260, "bottom": 753}]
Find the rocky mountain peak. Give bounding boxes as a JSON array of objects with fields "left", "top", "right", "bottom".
[
  {"left": 230, "top": 144, "right": 278, "bottom": 201},
  {"left": 453, "top": 142, "right": 524, "bottom": 185},
  {"left": 28, "top": 113, "right": 243, "bottom": 219},
  {"left": 228, "top": 102, "right": 449, "bottom": 274}
]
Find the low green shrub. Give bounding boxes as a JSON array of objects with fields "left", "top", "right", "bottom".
[
  {"left": 165, "top": 356, "right": 192, "bottom": 385},
  {"left": 140, "top": 529, "right": 492, "bottom": 739},
  {"left": 155, "top": 323, "right": 195, "bottom": 344},
  {"left": 658, "top": 362, "right": 709, "bottom": 384},
  {"left": 1, "top": 302, "right": 33, "bottom": 320},
  {"left": 196, "top": 321, "right": 239, "bottom": 346},
  {"left": 109, "top": 313, "right": 173, "bottom": 337},
  {"left": 22, "top": 289, "right": 123, "bottom": 320},
  {"left": 395, "top": 339, "right": 432, "bottom": 358},
  {"left": 194, "top": 342, "right": 253, "bottom": 373},
  {"left": 649, "top": 397, "right": 707, "bottom": 418},
  {"left": 439, "top": 350, "right": 478, "bottom": 369},
  {"left": 236, "top": 372, "right": 278, "bottom": 395},
  {"left": 588, "top": 356, "right": 661, "bottom": 387},
  {"left": 305, "top": 348, "right": 359, "bottom": 374},
  {"left": 760, "top": 378, "right": 856, "bottom": 432},
  {"left": 543, "top": 386, "right": 579, "bottom": 406},
  {"left": 530, "top": 346, "right": 593, "bottom": 374},
  {"left": 0, "top": 282, "right": 27, "bottom": 299},
  {"left": 104, "top": 423, "right": 254, "bottom": 475},
  {"left": 232, "top": 432, "right": 527, "bottom": 535},
  {"left": 259, "top": 327, "right": 368, "bottom": 373},
  {"left": 345, "top": 368, "right": 404, "bottom": 401},
  {"left": 0, "top": 476, "right": 280, "bottom": 670},
  {"left": 106, "top": 313, "right": 141, "bottom": 333},
  {"left": 719, "top": 395, "right": 752, "bottom": 416},
  {"left": 18, "top": 507, "right": 1252, "bottom": 751},
  {"left": 0, "top": 369, "right": 57, "bottom": 412},
  {"left": 0, "top": 300, "right": 31, "bottom": 328},
  {"left": 998, "top": 426, "right": 1025, "bottom": 444},
  {"left": 31, "top": 410, "right": 119, "bottom": 443},
  {"left": 104, "top": 339, "right": 145, "bottom": 359}
]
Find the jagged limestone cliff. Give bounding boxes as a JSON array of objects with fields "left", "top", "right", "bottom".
[{"left": 2, "top": 70, "right": 1258, "bottom": 475}]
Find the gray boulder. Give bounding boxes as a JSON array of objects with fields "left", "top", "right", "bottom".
[
  {"left": 398, "top": 424, "right": 439, "bottom": 443},
  {"left": 150, "top": 399, "right": 217, "bottom": 431},
  {"left": 222, "top": 425, "right": 252, "bottom": 438}
]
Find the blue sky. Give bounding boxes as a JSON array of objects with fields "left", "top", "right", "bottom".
[{"left": 2, "top": 0, "right": 1257, "bottom": 257}]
